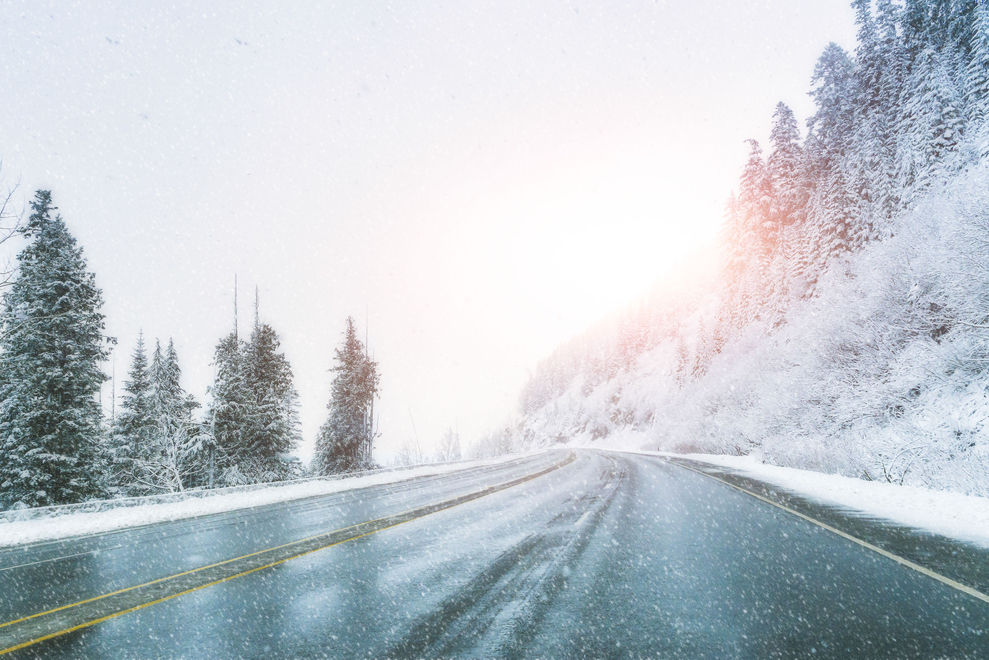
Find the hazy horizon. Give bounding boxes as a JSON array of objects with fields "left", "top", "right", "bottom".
[{"left": 0, "top": 0, "right": 856, "bottom": 461}]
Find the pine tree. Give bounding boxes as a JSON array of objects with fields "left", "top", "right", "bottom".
[
  {"left": 738, "top": 139, "right": 771, "bottom": 226},
  {"left": 848, "top": 0, "right": 889, "bottom": 228},
  {"left": 899, "top": 45, "right": 966, "bottom": 198},
  {"left": 128, "top": 338, "right": 204, "bottom": 493},
  {"left": 109, "top": 333, "right": 155, "bottom": 494},
  {"left": 874, "top": 0, "right": 907, "bottom": 218},
  {"left": 148, "top": 339, "right": 169, "bottom": 421},
  {"left": 149, "top": 339, "right": 196, "bottom": 429},
  {"left": 205, "top": 331, "right": 253, "bottom": 485},
  {"left": 902, "top": 0, "right": 930, "bottom": 62},
  {"left": 166, "top": 340, "right": 198, "bottom": 417},
  {"left": 723, "top": 140, "right": 774, "bottom": 325},
  {"left": 0, "top": 191, "right": 111, "bottom": 509},
  {"left": 805, "top": 43, "right": 862, "bottom": 261},
  {"left": 926, "top": 0, "right": 959, "bottom": 51},
  {"left": 243, "top": 311, "right": 301, "bottom": 481},
  {"left": 965, "top": 2, "right": 989, "bottom": 155},
  {"left": 314, "top": 317, "right": 379, "bottom": 475},
  {"left": 768, "top": 102, "right": 804, "bottom": 232},
  {"left": 807, "top": 43, "right": 857, "bottom": 171}
]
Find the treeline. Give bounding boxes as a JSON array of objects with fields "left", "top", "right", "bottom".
[
  {"left": 522, "top": 0, "right": 989, "bottom": 411},
  {"left": 0, "top": 191, "right": 379, "bottom": 510},
  {"left": 514, "top": 0, "right": 989, "bottom": 493},
  {"left": 722, "top": 0, "right": 988, "bottom": 332}
]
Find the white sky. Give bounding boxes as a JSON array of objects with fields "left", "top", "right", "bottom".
[{"left": 0, "top": 1, "right": 855, "bottom": 462}]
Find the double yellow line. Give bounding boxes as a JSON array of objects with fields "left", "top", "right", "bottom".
[{"left": 0, "top": 453, "right": 574, "bottom": 655}]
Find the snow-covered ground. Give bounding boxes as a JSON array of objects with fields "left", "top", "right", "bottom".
[
  {"left": 0, "top": 456, "right": 514, "bottom": 549},
  {"left": 516, "top": 162, "right": 989, "bottom": 499},
  {"left": 610, "top": 445, "right": 989, "bottom": 550}
]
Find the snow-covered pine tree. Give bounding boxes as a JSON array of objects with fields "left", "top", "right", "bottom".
[
  {"left": 243, "top": 311, "right": 301, "bottom": 481},
  {"left": 737, "top": 139, "right": 772, "bottom": 250},
  {"left": 127, "top": 338, "right": 203, "bottom": 493},
  {"left": 205, "top": 331, "right": 254, "bottom": 486},
  {"left": 313, "top": 317, "right": 379, "bottom": 475},
  {"left": 768, "top": 102, "right": 804, "bottom": 231},
  {"left": 898, "top": 45, "right": 966, "bottom": 200},
  {"left": 873, "top": 0, "right": 907, "bottom": 219},
  {"left": 149, "top": 339, "right": 197, "bottom": 428},
  {"left": 724, "top": 139, "right": 773, "bottom": 327},
  {"left": 165, "top": 339, "right": 199, "bottom": 419},
  {"left": 148, "top": 339, "right": 167, "bottom": 415},
  {"left": 902, "top": 0, "right": 932, "bottom": 62},
  {"left": 108, "top": 332, "right": 155, "bottom": 494},
  {"left": 805, "top": 43, "right": 860, "bottom": 264},
  {"left": 848, "top": 0, "right": 888, "bottom": 234},
  {"left": 924, "top": 0, "right": 961, "bottom": 52},
  {"left": 946, "top": 0, "right": 980, "bottom": 60},
  {"left": 766, "top": 102, "right": 806, "bottom": 309},
  {"left": 964, "top": 1, "right": 989, "bottom": 155},
  {"left": 0, "top": 191, "right": 111, "bottom": 509},
  {"left": 165, "top": 339, "right": 208, "bottom": 475}
]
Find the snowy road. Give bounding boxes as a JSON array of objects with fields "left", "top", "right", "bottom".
[{"left": 1, "top": 450, "right": 987, "bottom": 657}]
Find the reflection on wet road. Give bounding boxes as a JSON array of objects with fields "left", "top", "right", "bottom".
[{"left": 2, "top": 449, "right": 987, "bottom": 657}]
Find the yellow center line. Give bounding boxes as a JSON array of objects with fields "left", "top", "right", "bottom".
[
  {"left": 0, "top": 456, "right": 551, "bottom": 630},
  {"left": 0, "top": 521, "right": 402, "bottom": 656},
  {"left": 669, "top": 459, "right": 989, "bottom": 606},
  {"left": 0, "top": 452, "right": 574, "bottom": 656},
  {"left": 0, "top": 517, "right": 367, "bottom": 631}
]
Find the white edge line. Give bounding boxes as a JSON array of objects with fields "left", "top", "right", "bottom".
[{"left": 669, "top": 459, "right": 989, "bottom": 606}]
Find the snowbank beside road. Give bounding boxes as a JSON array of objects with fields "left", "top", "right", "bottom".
[
  {"left": 645, "top": 449, "right": 989, "bottom": 550},
  {"left": 0, "top": 456, "right": 514, "bottom": 548}
]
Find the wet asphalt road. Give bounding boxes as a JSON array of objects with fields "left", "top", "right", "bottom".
[{"left": 1, "top": 449, "right": 987, "bottom": 658}]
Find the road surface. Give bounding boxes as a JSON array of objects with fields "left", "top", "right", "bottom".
[{"left": 1, "top": 449, "right": 987, "bottom": 657}]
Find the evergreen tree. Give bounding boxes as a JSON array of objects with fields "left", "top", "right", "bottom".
[
  {"left": 738, "top": 140, "right": 771, "bottom": 224},
  {"left": 805, "top": 43, "right": 862, "bottom": 261},
  {"left": 926, "top": 0, "right": 959, "bottom": 51},
  {"left": 902, "top": 0, "right": 931, "bottom": 62},
  {"left": 314, "top": 317, "right": 379, "bottom": 475},
  {"left": 109, "top": 333, "right": 155, "bottom": 494},
  {"left": 149, "top": 339, "right": 196, "bottom": 429},
  {"left": 0, "top": 191, "right": 110, "bottom": 509},
  {"left": 130, "top": 338, "right": 203, "bottom": 493},
  {"left": 807, "top": 43, "right": 857, "bottom": 172},
  {"left": 148, "top": 339, "right": 169, "bottom": 420},
  {"left": 723, "top": 140, "right": 774, "bottom": 326},
  {"left": 165, "top": 340, "right": 198, "bottom": 418},
  {"left": 965, "top": 2, "right": 989, "bottom": 154},
  {"left": 243, "top": 314, "right": 301, "bottom": 481},
  {"left": 768, "top": 102, "right": 804, "bottom": 231},
  {"left": 874, "top": 0, "right": 907, "bottom": 218},
  {"left": 849, "top": 0, "right": 889, "bottom": 229},
  {"left": 898, "top": 45, "right": 966, "bottom": 198},
  {"left": 205, "top": 331, "right": 253, "bottom": 485},
  {"left": 947, "top": 0, "right": 980, "bottom": 61}
]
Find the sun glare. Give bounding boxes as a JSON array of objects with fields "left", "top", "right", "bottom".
[{"left": 498, "top": 180, "right": 720, "bottom": 337}]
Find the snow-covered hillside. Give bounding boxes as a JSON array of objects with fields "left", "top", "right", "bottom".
[{"left": 510, "top": 1, "right": 989, "bottom": 497}]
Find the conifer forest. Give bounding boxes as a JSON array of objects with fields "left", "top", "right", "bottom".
[
  {"left": 0, "top": 190, "right": 379, "bottom": 508},
  {"left": 518, "top": 0, "right": 989, "bottom": 498}
]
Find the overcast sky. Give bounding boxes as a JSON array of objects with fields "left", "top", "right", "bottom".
[{"left": 0, "top": 1, "right": 855, "bottom": 461}]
